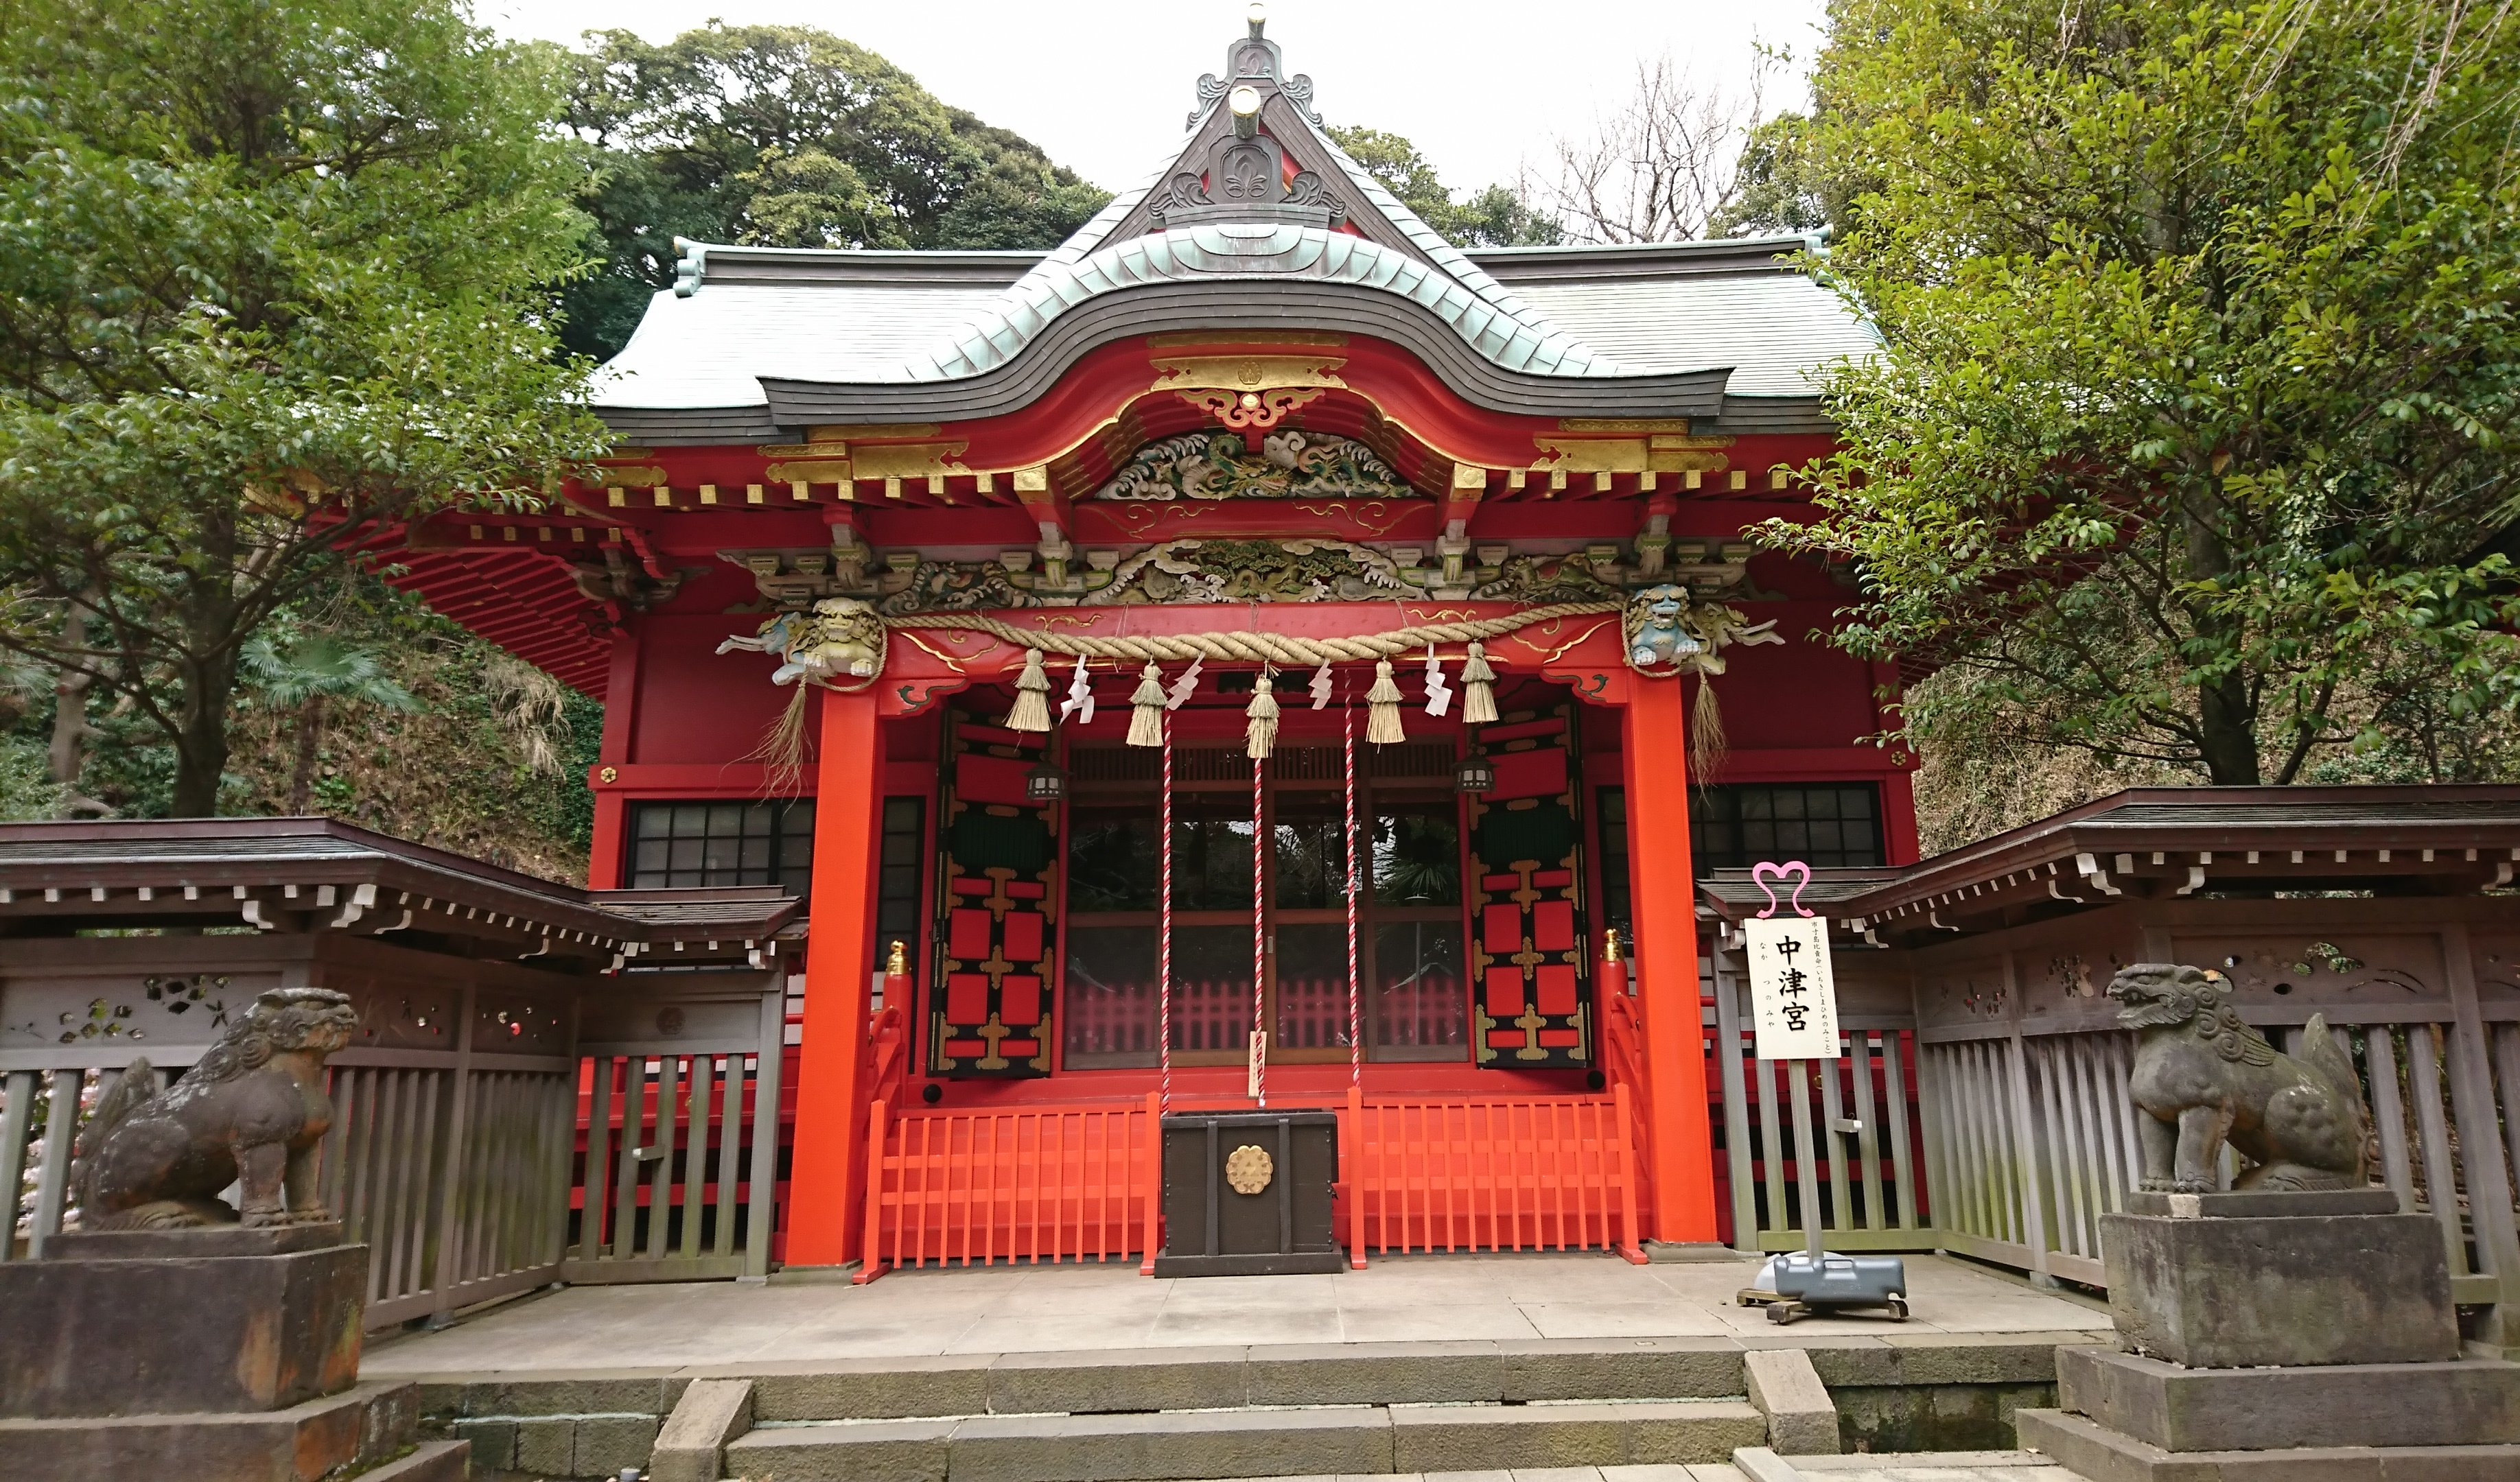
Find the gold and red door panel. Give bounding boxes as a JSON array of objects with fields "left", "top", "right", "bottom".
[
  {"left": 929, "top": 716, "right": 1055, "bottom": 1078},
  {"left": 1467, "top": 706, "right": 1591, "bottom": 1067}
]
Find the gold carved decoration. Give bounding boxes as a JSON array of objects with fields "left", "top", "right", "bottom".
[
  {"left": 1224, "top": 1144, "right": 1275, "bottom": 1196},
  {"left": 1530, "top": 431, "right": 1737, "bottom": 475},
  {"left": 849, "top": 442, "right": 972, "bottom": 480},
  {"left": 762, "top": 458, "right": 853, "bottom": 485},
  {"left": 756, "top": 440, "right": 851, "bottom": 459},
  {"left": 602, "top": 465, "right": 669, "bottom": 489},
  {"left": 1151, "top": 353, "right": 1349, "bottom": 394},
  {"left": 1179, "top": 386, "right": 1325, "bottom": 430}
]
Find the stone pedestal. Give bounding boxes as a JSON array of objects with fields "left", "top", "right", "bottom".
[
  {"left": 0, "top": 1224, "right": 467, "bottom": 1481},
  {"left": 0, "top": 1223, "right": 366, "bottom": 1416},
  {"left": 2101, "top": 1190, "right": 2460, "bottom": 1367},
  {"left": 2016, "top": 1194, "right": 2520, "bottom": 1481}
]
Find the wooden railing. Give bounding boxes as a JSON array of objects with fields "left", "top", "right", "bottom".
[
  {"left": 1342, "top": 1086, "right": 1646, "bottom": 1263},
  {"left": 572, "top": 1046, "right": 784, "bottom": 1285},
  {"left": 854, "top": 1093, "right": 1163, "bottom": 1282}
]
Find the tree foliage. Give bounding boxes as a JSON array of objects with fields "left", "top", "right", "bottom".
[
  {"left": 1327, "top": 126, "right": 1562, "bottom": 248},
  {"left": 0, "top": 0, "right": 608, "bottom": 816},
  {"left": 557, "top": 23, "right": 1112, "bottom": 358},
  {"left": 1762, "top": 0, "right": 2520, "bottom": 785}
]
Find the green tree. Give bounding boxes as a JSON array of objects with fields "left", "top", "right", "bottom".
[
  {"left": 241, "top": 633, "right": 421, "bottom": 814},
  {"left": 1328, "top": 126, "right": 1562, "bottom": 248},
  {"left": 1762, "top": 0, "right": 2520, "bottom": 785},
  {"left": 557, "top": 24, "right": 1110, "bottom": 357},
  {"left": 0, "top": 0, "right": 609, "bottom": 816}
]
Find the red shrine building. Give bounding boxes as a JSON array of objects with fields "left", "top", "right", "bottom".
[{"left": 386, "top": 17, "right": 1902, "bottom": 1269}]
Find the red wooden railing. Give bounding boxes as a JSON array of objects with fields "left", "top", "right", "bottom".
[
  {"left": 1342, "top": 1085, "right": 1646, "bottom": 1265},
  {"left": 854, "top": 1092, "right": 1163, "bottom": 1283}
]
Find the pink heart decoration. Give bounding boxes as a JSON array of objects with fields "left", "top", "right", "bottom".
[{"left": 1750, "top": 860, "right": 1815, "bottom": 919}]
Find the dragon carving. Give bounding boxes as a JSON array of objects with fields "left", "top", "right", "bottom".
[
  {"left": 2110, "top": 963, "right": 2370, "bottom": 1192},
  {"left": 72, "top": 987, "right": 360, "bottom": 1229}
]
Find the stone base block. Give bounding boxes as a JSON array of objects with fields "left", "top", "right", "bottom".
[
  {"left": 1388, "top": 1399, "right": 1766, "bottom": 1472},
  {"left": 0, "top": 1378, "right": 420, "bottom": 1482},
  {"left": 2017, "top": 1405, "right": 2520, "bottom": 1481},
  {"left": 0, "top": 1227, "right": 366, "bottom": 1417},
  {"left": 2059, "top": 1343, "right": 2520, "bottom": 1452},
  {"left": 359, "top": 1438, "right": 472, "bottom": 1481},
  {"left": 2101, "top": 1210, "right": 2459, "bottom": 1367}
]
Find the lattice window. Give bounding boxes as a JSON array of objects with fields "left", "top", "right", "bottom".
[
  {"left": 627, "top": 801, "right": 815, "bottom": 895},
  {"left": 1689, "top": 783, "right": 1884, "bottom": 870}
]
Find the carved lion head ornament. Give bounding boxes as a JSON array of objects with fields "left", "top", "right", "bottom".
[
  {"left": 716, "top": 597, "right": 888, "bottom": 689},
  {"left": 1620, "top": 585, "right": 1780, "bottom": 677}
]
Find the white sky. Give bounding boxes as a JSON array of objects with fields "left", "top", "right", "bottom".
[{"left": 480, "top": 0, "right": 1827, "bottom": 196}]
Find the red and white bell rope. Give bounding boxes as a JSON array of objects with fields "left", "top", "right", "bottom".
[
  {"left": 1250, "top": 736, "right": 1268, "bottom": 1107},
  {"left": 1158, "top": 712, "right": 1174, "bottom": 1116},
  {"left": 1344, "top": 689, "right": 1362, "bottom": 1085}
]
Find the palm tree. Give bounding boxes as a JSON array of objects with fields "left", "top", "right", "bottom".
[{"left": 240, "top": 635, "right": 421, "bottom": 814}]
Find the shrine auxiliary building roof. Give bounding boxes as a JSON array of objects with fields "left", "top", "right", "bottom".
[{"left": 587, "top": 16, "right": 1877, "bottom": 444}]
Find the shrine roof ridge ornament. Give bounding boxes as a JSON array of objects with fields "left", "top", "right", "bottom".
[{"left": 906, "top": 224, "right": 1625, "bottom": 383}]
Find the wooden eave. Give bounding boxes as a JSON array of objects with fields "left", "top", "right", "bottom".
[
  {"left": 1698, "top": 786, "right": 2520, "bottom": 948},
  {"left": 0, "top": 819, "right": 800, "bottom": 970}
]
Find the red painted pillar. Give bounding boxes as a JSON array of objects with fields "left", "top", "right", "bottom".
[
  {"left": 784, "top": 687, "right": 887, "bottom": 1266},
  {"left": 1619, "top": 677, "right": 1720, "bottom": 1243},
  {"left": 585, "top": 628, "right": 641, "bottom": 889}
]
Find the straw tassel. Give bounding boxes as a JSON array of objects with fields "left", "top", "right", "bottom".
[
  {"left": 1007, "top": 648, "right": 1052, "bottom": 733},
  {"left": 1365, "top": 658, "right": 1406, "bottom": 744},
  {"left": 1460, "top": 642, "right": 1498, "bottom": 725},
  {"left": 1244, "top": 669, "right": 1281, "bottom": 760},
  {"left": 747, "top": 683, "right": 813, "bottom": 797},
  {"left": 1691, "top": 670, "right": 1728, "bottom": 786},
  {"left": 1127, "top": 662, "right": 1167, "bottom": 747}
]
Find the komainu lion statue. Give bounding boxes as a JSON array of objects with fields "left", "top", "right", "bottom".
[
  {"left": 2110, "top": 963, "right": 2368, "bottom": 1193},
  {"left": 73, "top": 987, "right": 360, "bottom": 1230}
]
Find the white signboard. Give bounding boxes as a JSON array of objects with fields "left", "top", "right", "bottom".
[{"left": 1744, "top": 915, "right": 1840, "bottom": 1061}]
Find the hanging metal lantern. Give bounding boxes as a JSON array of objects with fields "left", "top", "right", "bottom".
[
  {"left": 1025, "top": 758, "right": 1069, "bottom": 803},
  {"left": 1454, "top": 746, "right": 1495, "bottom": 795}
]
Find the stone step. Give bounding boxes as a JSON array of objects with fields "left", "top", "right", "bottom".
[
  {"left": 724, "top": 1398, "right": 1767, "bottom": 1481},
  {"left": 358, "top": 1437, "right": 474, "bottom": 1481},
  {"left": 0, "top": 1378, "right": 421, "bottom": 1482},
  {"left": 727, "top": 1340, "right": 1752, "bottom": 1422},
  {"left": 2016, "top": 1405, "right": 2520, "bottom": 1482}
]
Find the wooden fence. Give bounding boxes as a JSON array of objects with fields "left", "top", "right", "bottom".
[
  {"left": 1341, "top": 1086, "right": 1646, "bottom": 1262},
  {"left": 3, "top": 939, "right": 789, "bottom": 1325},
  {"left": 1865, "top": 899, "right": 2520, "bottom": 1326},
  {"left": 1705, "top": 947, "right": 1933, "bottom": 1255},
  {"left": 855, "top": 1094, "right": 1163, "bottom": 1281}
]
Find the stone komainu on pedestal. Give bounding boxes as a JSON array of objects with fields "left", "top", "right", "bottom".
[
  {"left": 0, "top": 987, "right": 471, "bottom": 1481},
  {"left": 2011, "top": 962, "right": 2520, "bottom": 1481},
  {"left": 2110, "top": 961, "right": 2368, "bottom": 1192},
  {"left": 74, "top": 985, "right": 360, "bottom": 1229}
]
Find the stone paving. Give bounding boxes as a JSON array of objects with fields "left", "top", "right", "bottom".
[
  {"left": 1156, "top": 1461, "right": 2063, "bottom": 1482},
  {"left": 366, "top": 1251, "right": 2107, "bottom": 1374}
]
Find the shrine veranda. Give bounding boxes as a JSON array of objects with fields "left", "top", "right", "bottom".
[{"left": 375, "top": 15, "right": 1897, "bottom": 1267}]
